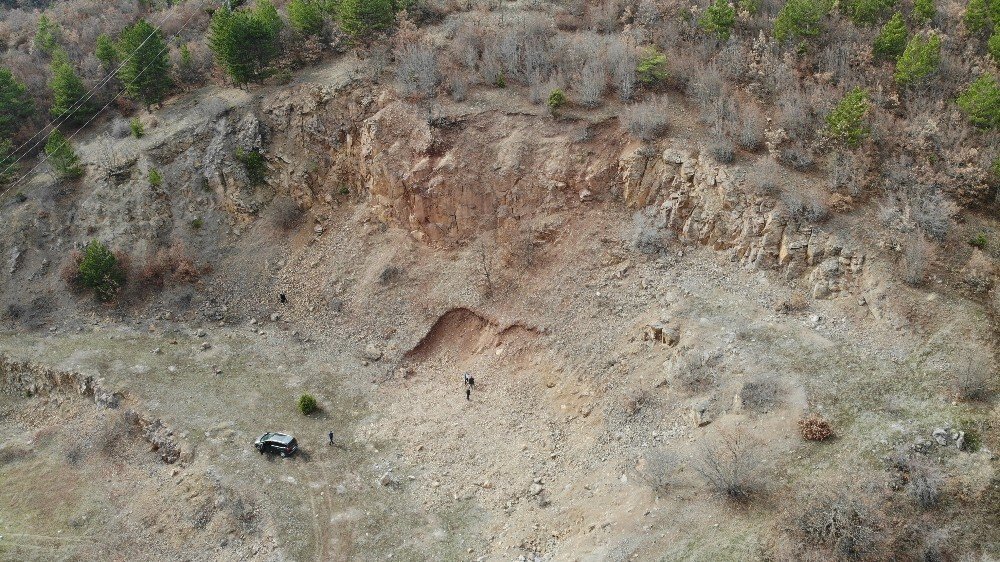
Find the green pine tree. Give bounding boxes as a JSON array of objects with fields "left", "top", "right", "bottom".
[
  {"left": 956, "top": 73, "right": 1000, "bottom": 129},
  {"left": 0, "top": 68, "right": 35, "bottom": 138},
  {"left": 209, "top": 1, "right": 285, "bottom": 86},
  {"left": 699, "top": 0, "right": 736, "bottom": 39},
  {"left": 49, "top": 61, "right": 94, "bottom": 125},
  {"left": 774, "top": 0, "right": 829, "bottom": 43},
  {"left": 913, "top": 0, "right": 935, "bottom": 22},
  {"left": 34, "top": 15, "right": 59, "bottom": 55},
  {"left": 338, "top": 0, "right": 395, "bottom": 37},
  {"left": 894, "top": 33, "right": 941, "bottom": 86},
  {"left": 964, "top": 0, "right": 999, "bottom": 32},
  {"left": 44, "top": 129, "right": 83, "bottom": 179},
  {"left": 77, "top": 240, "right": 125, "bottom": 301},
  {"left": 288, "top": 0, "right": 325, "bottom": 35},
  {"left": 117, "top": 20, "right": 172, "bottom": 109},
  {"left": 873, "top": 12, "right": 907, "bottom": 60},
  {"left": 825, "top": 87, "right": 870, "bottom": 147},
  {"left": 989, "top": 31, "right": 1000, "bottom": 63},
  {"left": 95, "top": 33, "right": 119, "bottom": 70},
  {"left": 0, "top": 140, "right": 16, "bottom": 186},
  {"left": 841, "top": 0, "right": 896, "bottom": 25},
  {"left": 636, "top": 48, "right": 668, "bottom": 86}
]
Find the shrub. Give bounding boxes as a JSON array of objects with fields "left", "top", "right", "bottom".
[
  {"left": 268, "top": 196, "right": 303, "bottom": 231},
  {"left": 130, "top": 118, "right": 145, "bottom": 138},
  {"left": 774, "top": 0, "right": 829, "bottom": 43},
  {"left": 841, "top": 0, "right": 896, "bottom": 25},
  {"left": 738, "top": 377, "right": 781, "bottom": 412},
  {"left": 825, "top": 87, "right": 870, "bottom": 148},
  {"left": 798, "top": 486, "right": 887, "bottom": 559},
  {"left": 799, "top": 413, "right": 834, "bottom": 441},
  {"left": 577, "top": 57, "right": 608, "bottom": 107},
  {"left": 338, "top": 0, "right": 394, "bottom": 37},
  {"left": 288, "top": 0, "right": 325, "bottom": 36},
  {"left": 970, "top": 233, "right": 988, "bottom": 249},
  {"left": 957, "top": 74, "right": 1000, "bottom": 129},
  {"left": 913, "top": 0, "right": 935, "bottom": 22},
  {"left": 44, "top": 130, "right": 83, "bottom": 179},
  {"left": 710, "top": 139, "right": 736, "bottom": 163},
  {"left": 78, "top": 240, "right": 126, "bottom": 301},
  {"left": 737, "top": 110, "right": 764, "bottom": 151},
  {"left": 699, "top": 0, "right": 737, "bottom": 40},
  {"left": 236, "top": 148, "right": 267, "bottom": 185},
  {"left": 190, "top": 218, "right": 204, "bottom": 230},
  {"left": 907, "top": 458, "right": 943, "bottom": 509},
  {"left": 547, "top": 88, "right": 567, "bottom": 111},
  {"left": 622, "top": 388, "right": 651, "bottom": 416},
  {"left": 621, "top": 100, "right": 668, "bottom": 141},
  {"left": 394, "top": 43, "right": 438, "bottom": 98},
  {"left": 635, "top": 450, "right": 679, "bottom": 494},
  {"left": 636, "top": 48, "right": 668, "bottom": 87},
  {"left": 955, "top": 368, "right": 993, "bottom": 401},
  {"left": 894, "top": 33, "right": 941, "bottom": 86},
  {"left": 148, "top": 169, "right": 162, "bottom": 187},
  {"left": 695, "top": 431, "right": 764, "bottom": 504},
  {"left": 873, "top": 12, "right": 907, "bottom": 61},
  {"left": 298, "top": 393, "right": 318, "bottom": 415}
]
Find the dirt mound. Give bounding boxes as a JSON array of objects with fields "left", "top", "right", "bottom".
[{"left": 404, "top": 308, "right": 496, "bottom": 362}]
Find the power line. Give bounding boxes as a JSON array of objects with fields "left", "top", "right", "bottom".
[
  {"left": 0, "top": 7, "right": 186, "bottom": 176},
  {"left": 0, "top": 6, "right": 204, "bottom": 200}
]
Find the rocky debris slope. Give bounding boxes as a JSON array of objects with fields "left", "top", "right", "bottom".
[{"left": 0, "top": 354, "right": 186, "bottom": 463}]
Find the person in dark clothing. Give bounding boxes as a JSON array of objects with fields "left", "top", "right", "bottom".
[
  {"left": 279, "top": 293, "right": 287, "bottom": 304},
  {"left": 465, "top": 386, "right": 471, "bottom": 401},
  {"left": 328, "top": 431, "right": 334, "bottom": 445},
  {"left": 467, "top": 375, "right": 475, "bottom": 390}
]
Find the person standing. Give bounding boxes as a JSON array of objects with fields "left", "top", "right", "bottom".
[
  {"left": 328, "top": 431, "right": 334, "bottom": 446},
  {"left": 466, "top": 385, "right": 471, "bottom": 401}
]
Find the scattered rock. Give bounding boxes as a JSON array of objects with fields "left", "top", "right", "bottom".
[
  {"left": 689, "top": 403, "right": 712, "bottom": 427},
  {"left": 362, "top": 344, "right": 383, "bottom": 362}
]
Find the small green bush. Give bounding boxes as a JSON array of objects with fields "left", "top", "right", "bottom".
[
  {"left": 547, "top": 88, "right": 567, "bottom": 111},
  {"left": 699, "top": 0, "right": 737, "bottom": 39},
  {"left": 338, "top": 0, "right": 394, "bottom": 37},
  {"left": 873, "top": 12, "right": 907, "bottom": 60},
  {"left": 236, "top": 148, "right": 267, "bottom": 185},
  {"left": 636, "top": 48, "right": 668, "bottom": 87},
  {"left": 825, "top": 87, "right": 870, "bottom": 147},
  {"left": 298, "top": 393, "right": 318, "bottom": 415},
  {"left": 970, "top": 233, "right": 988, "bottom": 249},
  {"left": 130, "top": 117, "right": 144, "bottom": 138},
  {"left": 190, "top": 217, "right": 204, "bottom": 230},
  {"left": 774, "top": 0, "right": 829, "bottom": 43},
  {"left": 494, "top": 73, "right": 506, "bottom": 88},
  {"left": 739, "top": 0, "right": 761, "bottom": 15},
  {"left": 78, "top": 240, "right": 125, "bottom": 301},
  {"left": 964, "top": 0, "right": 997, "bottom": 33},
  {"left": 148, "top": 169, "right": 162, "bottom": 187},
  {"left": 957, "top": 73, "right": 1000, "bottom": 129},
  {"left": 894, "top": 33, "right": 941, "bottom": 86},
  {"left": 913, "top": 0, "right": 935, "bottom": 22}
]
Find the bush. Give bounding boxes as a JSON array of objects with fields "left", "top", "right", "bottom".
[
  {"left": 970, "top": 232, "right": 988, "bottom": 249},
  {"left": 236, "top": 148, "right": 267, "bottom": 185},
  {"left": 955, "top": 368, "right": 993, "bottom": 402},
  {"left": 547, "top": 88, "right": 567, "bottom": 111},
  {"left": 44, "top": 129, "right": 83, "bottom": 179},
  {"left": 130, "top": 118, "right": 145, "bottom": 138},
  {"left": 797, "top": 486, "right": 887, "bottom": 560},
  {"left": 964, "top": 0, "right": 996, "bottom": 33},
  {"left": 894, "top": 33, "right": 941, "bottom": 86},
  {"left": 635, "top": 450, "right": 679, "bottom": 494},
  {"left": 738, "top": 377, "right": 781, "bottom": 412},
  {"left": 825, "top": 87, "right": 870, "bottom": 148},
  {"left": 956, "top": 73, "right": 1000, "bottom": 129},
  {"left": 636, "top": 48, "right": 668, "bottom": 87},
  {"left": 288, "top": 0, "right": 325, "bottom": 36},
  {"left": 799, "top": 413, "right": 834, "bottom": 441},
  {"left": 268, "top": 196, "right": 303, "bottom": 231},
  {"left": 298, "top": 393, "right": 318, "bottom": 415},
  {"left": 699, "top": 0, "right": 736, "bottom": 40},
  {"left": 148, "top": 169, "right": 162, "bottom": 187},
  {"left": 77, "top": 240, "right": 126, "bottom": 301},
  {"left": 873, "top": 12, "right": 907, "bottom": 61},
  {"left": 394, "top": 43, "right": 438, "bottom": 98},
  {"left": 907, "top": 458, "right": 943, "bottom": 509},
  {"left": 774, "top": 0, "right": 829, "bottom": 43},
  {"left": 709, "top": 139, "right": 736, "bottom": 163},
  {"left": 338, "top": 0, "right": 394, "bottom": 37},
  {"left": 695, "top": 431, "right": 764, "bottom": 504},
  {"left": 990, "top": 32, "right": 1000, "bottom": 66},
  {"left": 621, "top": 100, "right": 668, "bottom": 141}
]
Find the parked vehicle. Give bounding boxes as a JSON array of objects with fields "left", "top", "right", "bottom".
[{"left": 254, "top": 432, "right": 298, "bottom": 457}]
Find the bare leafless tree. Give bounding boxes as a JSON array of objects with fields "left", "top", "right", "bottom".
[
  {"left": 621, "top": 99, "right": 668, "bottom": 141},
  {"left": 695, "top": 430, "right": 764, "bottom": 504}
]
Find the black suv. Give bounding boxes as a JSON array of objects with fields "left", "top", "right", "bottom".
[{"left": 254, "top": 432, "right": 299, "bottom": 457}]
